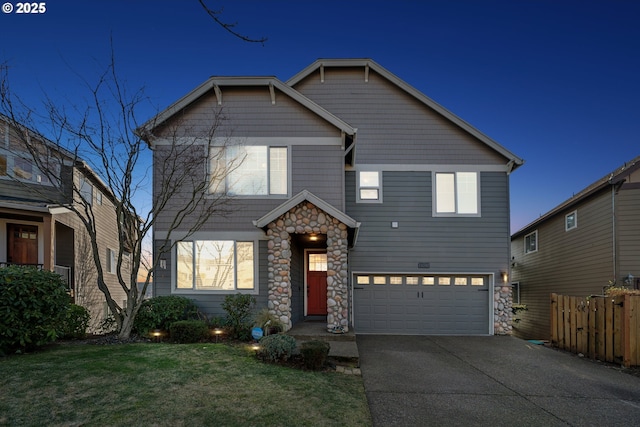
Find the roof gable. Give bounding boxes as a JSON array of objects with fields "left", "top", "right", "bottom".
[
  {"left": 138, "top": 77, "right": 356, "bottom": 139},
  {"left": 287, "top": 59, "right": 523, "bottom": 171}
]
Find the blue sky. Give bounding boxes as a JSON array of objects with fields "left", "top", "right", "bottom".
[{"left": 1, "top": 0, "right": 639, "bottom": 232}]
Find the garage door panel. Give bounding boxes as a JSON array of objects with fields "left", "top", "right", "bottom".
[{"left": 354, "top": 274, "right": 490, "bottom": 335}]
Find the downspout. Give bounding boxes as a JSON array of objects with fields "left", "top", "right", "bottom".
[{"left": 611, "top": 183, "right": 617, "bottom": 285}]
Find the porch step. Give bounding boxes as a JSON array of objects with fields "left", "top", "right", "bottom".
[
  {"left": 287, "top": 322, "right": 359, "bottom": 362},
  {"left": 287, "top": 322, "right": 356, "bottom": 342}
]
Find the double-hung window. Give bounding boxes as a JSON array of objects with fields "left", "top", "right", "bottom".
[
  {"left": 434, "top": 172, "right": 479, "bottom": 215},
  {"left": 209, "top": 145, "right": 288, "bottom": 196},
  {"left": 177, "top": 240, "right": 255, "bottom": 291}
]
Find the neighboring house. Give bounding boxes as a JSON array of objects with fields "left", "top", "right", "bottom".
[
  {"left": 141, "top": 59, "right": 523, "bottom": 335},
  {"left": 511, "top": 156, "right": 640, "bottom": 339},
  {"left": 0, "top": 117, "right": 129, "bottom": 331}
]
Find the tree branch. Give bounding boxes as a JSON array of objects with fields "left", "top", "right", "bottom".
[{"left": 198, "top": 0, "right": 267, "bottom": 44}]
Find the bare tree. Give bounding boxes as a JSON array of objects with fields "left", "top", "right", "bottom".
[
  {"left": 0, "top": 58, "right": 241, "bottom": 339},
  {"left": 198, "top": 0, "right": 267, "bottom": 44}
]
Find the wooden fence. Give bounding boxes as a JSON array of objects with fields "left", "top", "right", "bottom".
[{"left": 550, "top": 293, "right": 640, "bottom": 367}]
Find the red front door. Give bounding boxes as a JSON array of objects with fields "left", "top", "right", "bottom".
[
  {"left": 307, "top": 252, "right": 328, "bottom": 315},
  {"left": 7, "top": 223, "right": 38, "bottom": 265}
]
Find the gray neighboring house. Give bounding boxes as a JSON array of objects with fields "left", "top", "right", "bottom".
[
  {"left": 511, "top": 156, "right": 640, "bottom": 340},
  {"left": 142, "top": 59, "right": 523, "bottom": 335},
  {"left": 0, "top": 116, "right": 130, "bottom": 331}
]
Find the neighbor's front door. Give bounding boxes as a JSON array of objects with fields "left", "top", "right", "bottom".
[
  {"left": 307, "top": 252, "right": 328, "bottom": 315},
  {"left": 7, "top": 223, "right": 38, "bottom": 265}
]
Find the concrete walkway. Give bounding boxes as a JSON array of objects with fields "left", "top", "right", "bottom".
[{"left": 357, "top": 335, "right": 640, "bottom": 426}]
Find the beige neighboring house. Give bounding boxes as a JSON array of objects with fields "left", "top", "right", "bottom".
[
  {"left": 511, "top": 155, "right": 640, "bottom": 340},
  {"left": 0, "top": 116, "right": 129, "bottom": 331}
]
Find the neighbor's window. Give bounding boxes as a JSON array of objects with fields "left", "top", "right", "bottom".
[
  {"left": 106, "top": 248, "right": 116, "bottom": 274},
  {"left": 565, "top": 210, "right": 577, "bottom": 231},
  {"left": 0, "top": 154, "right": 6, "bottom": 176},
  {"left": 434, "top": 172, "right": 479, "bottom": 215},
  {"left": 524, "top": 230, "right": 538, "bottom": 254},
  {"left": 177, "top": 240, "right": 255, "bottom": 291},
  {"left": 209, "top": 146, "right": 288, "bottom": 196},
  {"left": 358, "top": 170, "right": 381, "bottom": 202},
  {"left": 79, "top": 177, "right": 93, "bottom": 205},
  {"left": 13, "top": 157, "right": 33, "bottom": 180}
]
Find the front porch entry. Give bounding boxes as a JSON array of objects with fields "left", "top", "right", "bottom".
[{"left": 254, "top": 190, "right": 360, "bottom": 333}]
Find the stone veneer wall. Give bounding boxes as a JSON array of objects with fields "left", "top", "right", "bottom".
[
  {"left": 494, "top": 286, "right": 513, "bottom": 335},
  {"left": 265, "top": 201, "right": 349, "bottom": 332}
]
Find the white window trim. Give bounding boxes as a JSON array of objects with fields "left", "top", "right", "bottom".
[
  {"left": 356, "top": 169, "right": 383, "bottom": 203},
  {"left": 524, "top": 230, "right": 538, "bottom": 254},
  {"left": 432, "top": 171, "right": 481, "bottom": 217},
  {"left": 172, "top": 238, "right": 259, "bottom": 295},
  {"left": 565, "top": 210, "right": 577, "bottom": 231}
]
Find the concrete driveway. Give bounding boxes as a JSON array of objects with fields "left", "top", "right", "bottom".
[{"left": 356, "top": 335, "right": 640, "bottom": 426}]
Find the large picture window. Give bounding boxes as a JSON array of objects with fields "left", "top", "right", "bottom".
[
  {"left": 209, "top": 146, "right": 288, "bottom": 196},
  {"left": 177, "top": 240, "right": 255, "bottom": 291},
  {"left": 434, "top": 172, "right": 479, "bottom": 215}
]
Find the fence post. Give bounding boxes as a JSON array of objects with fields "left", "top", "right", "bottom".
[{"left": 550, "top": 293, "right": 558, "bottom": 345}]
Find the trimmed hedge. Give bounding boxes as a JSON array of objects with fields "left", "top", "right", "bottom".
[
  {"left": 133, "top": 296, "right": 200, "bottom": 335},
  {"left": 169, "top": 320, "right": 210, "bottom": 343},
  {"left": 300, "top": 340, "right": 331, "bottom": 370}
]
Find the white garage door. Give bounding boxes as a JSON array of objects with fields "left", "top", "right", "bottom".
[{"left": 353, "top": 274, "right": 491, "bottom": 335}]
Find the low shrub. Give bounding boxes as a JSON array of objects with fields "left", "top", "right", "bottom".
[
  {"left": 300, "top": 340, "right": 331, "bottom": 370},
  {"left": 58, "top": 304, "right": 90, "bottom": 339},
  {"left": 0, "top": 265, "right": 71, "bottom": 354},
  {"left": 133, "top": 295, "right": 200, "bottom": 335},
  {"left": 257, "top": 334, "right": 297, "bottom": 363},
  {"left": 221, "top": 293, "right": 256, "bottom": 340},
  {"left": 169, "top": 320, "right": 210, "bottom": 343}
]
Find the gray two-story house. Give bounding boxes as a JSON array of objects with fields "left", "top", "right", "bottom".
[{"left": 143, "top": 59, "right": 523, "bottom": 335}]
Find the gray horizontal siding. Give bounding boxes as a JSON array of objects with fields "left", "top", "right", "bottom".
[
  {"left": 346, "top": 171, "right": 510, "bottom": 274},
  {"left": 511, "top": 190, "right": 614, "bottom": 339},
  {"left": 294, "top": 68, "right": 507, "bottom": 165},
  {"left": 156, "top": 87, "right": 339, "bottom": 139}
]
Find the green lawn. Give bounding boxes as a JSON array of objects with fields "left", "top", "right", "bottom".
[{"left": 0, "top": 342, "right": 372, "bottom": 426}]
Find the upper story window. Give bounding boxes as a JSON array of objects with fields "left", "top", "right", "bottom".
[
  {"left": 524, "top": 230, "right": 538, "bottom": 254},
  {"left": 209, "top": 145, "right": 288, "bottom": 196},
  {"left": 0, "top": 149, "right": 57, "bottom": 186},
  {"left": 434, "top": 172, "right": 479, "bottom": 216},
  {"left": 565, "top": 210, "right": 577, "bottom": 231},
  {"left": 79, "top": 177, "right": 93, "bottom": 205},
  {"left": 358, "top": 170, "right": 381, "bottom": 202}
]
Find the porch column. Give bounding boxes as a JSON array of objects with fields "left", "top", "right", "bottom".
[
  {"left": 266, "top": 222, "right": 292, "bottom": 330},
  {"left": 326, "top": 220, "right": 349, "bottom": 332},
  {"left": 43, "top": 216, "right": 54, "bottom": 270}
]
